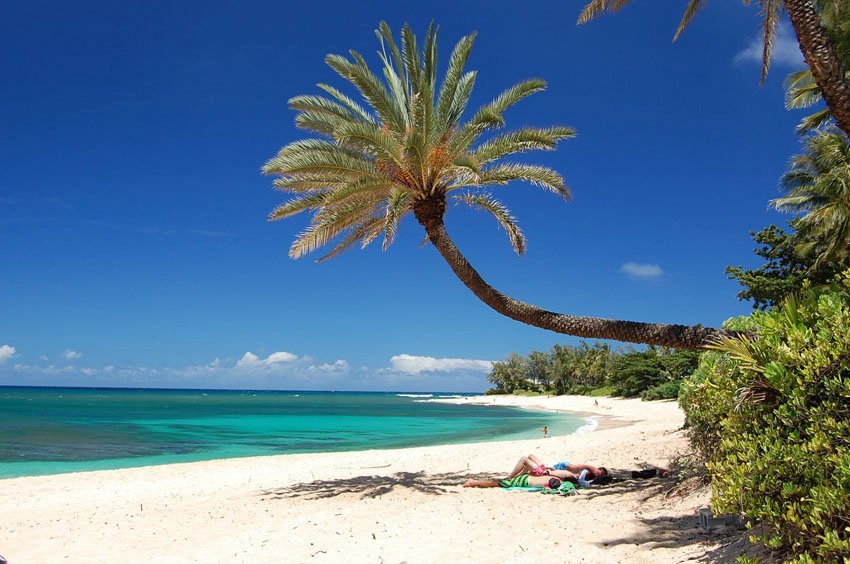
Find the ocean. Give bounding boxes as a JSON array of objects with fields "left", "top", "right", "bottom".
[{"left": 0, "top": 387, "right": 586, "bottom": 479}]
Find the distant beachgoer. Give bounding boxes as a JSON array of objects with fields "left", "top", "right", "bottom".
[
  {"left": 594, "top": 399, "right": 598, "bottom": 407},
  {"left": 541, "top": 426, "right": 549, "bottom": 438},
  {"left": 463, "top": 473, "right": 563, "bottom": 490}
]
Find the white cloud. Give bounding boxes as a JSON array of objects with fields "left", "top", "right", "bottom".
[
  {"left": 308, "top": 360, "right": 349, "bottom": 374},
  {"left": 0, "top": 345, "right": 16, "bottom": 363},
  {"left": 388, "top": 354, "right": 493, "bottom": 375},
  {"left": 734, "top": 24, "right": 804, "bottom": 68},
  {"left": 620, "top": 262, "right": 663, "bottom": 280},
  {"left": 63, "top": 349, "right": 82, "bottom": 360},
  {"left": 235, "top": 350, "right": 299, "bottom": 370},
  {"left": 266, "top": 351, "right": 297, "bottom": 364}
]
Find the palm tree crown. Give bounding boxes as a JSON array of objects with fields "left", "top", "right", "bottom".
[
  {"left": 263, "top": 22, "right": 574, "bottom": 262},
  {"left": 773, "top": 130, "right": 850, "bottom": 267}
]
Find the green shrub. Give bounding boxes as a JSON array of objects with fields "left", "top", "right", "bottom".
[
  {"left": 640, "top": 380, "right": 680, "bottom": 401},
  {"left": 680, "top": 276, "right": 850, "bottom": 562},
  {"left": 586, "top": 386, "right": 617, "bottom": 397},
  {"left": 679, "top": 316, "right": 756, "bottom": 463}
]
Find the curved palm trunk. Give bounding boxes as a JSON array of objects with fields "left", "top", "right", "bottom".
[
  {"left": 413, "top": 198, "right": 728, "bottom": 349},
  {"left": 787, "top": 0, "right": 850, "bottom": 139}
]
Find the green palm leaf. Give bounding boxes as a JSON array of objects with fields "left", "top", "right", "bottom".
[
  {"left": 772, "top": 130, "right": 850, "bottom": 268},
  {"left": 454, "top": 193, "right": 527, "bottom": 254}
]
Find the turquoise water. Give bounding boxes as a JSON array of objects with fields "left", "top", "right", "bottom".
[{"left": 0, "top": 387, "right": 584, "bottom": 479}]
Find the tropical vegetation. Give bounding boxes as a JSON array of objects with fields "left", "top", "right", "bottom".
[
  {"left": 679, "top": 275, "right": 850, "bottom": 562},
  {"left": 485, "top": 342, "right": 700, "bottom": 400},
  {"left": 725, "top": 222, "right": 842, "bottom": 309},
  {"left": 263, "top": 22, "right": 726, "bottom": 348}
]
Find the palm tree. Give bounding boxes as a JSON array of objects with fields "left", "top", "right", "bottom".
[
  {"left": 263, "top": 23, "right": 726, "bottom": 349},
  {"left": 784, "top": 3, "right": 850, "bottom": 134},
  {"left": 772, "top": 129, "right": 850, "bottom": 268},
  {"left": 577, "top": 0, "right": 850, "bottom": 140}
]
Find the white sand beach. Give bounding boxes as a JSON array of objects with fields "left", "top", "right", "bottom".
[{"left": 0, "top": 395, "right": 738, "bottom": 563}]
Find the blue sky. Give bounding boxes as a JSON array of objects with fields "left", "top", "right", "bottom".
[{"left": 0, "top": 1, "right": 811, "bottom": 392}]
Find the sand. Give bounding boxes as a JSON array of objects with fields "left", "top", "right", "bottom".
[{"left": 0, "top": 395, "right": 737, "bottom": 563}]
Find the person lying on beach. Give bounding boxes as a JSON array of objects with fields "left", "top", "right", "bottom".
[
  {"left": 508, "top": 454, "right": 611, "bottom": 485},
  {"left": 462, "top": 473, "right": 564, "bottom": 490}
]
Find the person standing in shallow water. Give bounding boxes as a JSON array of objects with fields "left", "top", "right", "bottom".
[{"left": 541, "top": 426, "right": 549, "bottom": 438}]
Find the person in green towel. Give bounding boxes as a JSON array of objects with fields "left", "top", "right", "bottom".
[{"left": 462, "top": 473, "right": 563, "bottom": 489}]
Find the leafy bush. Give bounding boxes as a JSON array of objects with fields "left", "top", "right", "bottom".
[
  {"left": 680, "top": 276, "right": 850, "bottom": 561},
  {"left": 640, "top": 380, "right": 680, "bottom": 401},
  {"left": 586, "top": 386, "right": 617, "bottom": 397},
  {"left": 679, "top": 316, "right": 756, "bottom": 462}
]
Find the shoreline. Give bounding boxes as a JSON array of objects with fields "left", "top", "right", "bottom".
[
  {"left": 0, "top": 393, "right": 591, "bottom": 481},
  {"left": 0, "top": 395, "right": 721, "bottom": 562}
]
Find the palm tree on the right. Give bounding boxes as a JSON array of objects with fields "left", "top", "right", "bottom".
[
  {"left": 773, "top": 130, "right": 850, "bottom": 268},
  {"left": 578, "top": 0, "right": 850, "bottom": 140}
]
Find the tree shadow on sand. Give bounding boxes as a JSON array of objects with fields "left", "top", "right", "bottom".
[
  {"left": 260, "top": 470, "right": 481, "bottom": 501},
  {"left": 597, "top": 513, "right": 761, "bottom": 563},
  {"left": 588, "top": 473, "right": 765, "bottom": 563}
]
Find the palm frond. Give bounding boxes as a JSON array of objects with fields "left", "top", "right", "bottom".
[
  {"left": 382, "top": 189, "right": 411, "bottom": 250},
  {"left": 785, "top": 70, "right": 821, "bottom": 109},
  {"left": 401, "top": 24, "right": 422, "bottom": 93},
  {"left": 263, "top": 140, "right": 376, "bottom": 179},
  {"left": 288, "top": 95, "right": 363, "bottom": 122},
  {"left": 325, "top": 53, "right": 406, "bottom": 132},
  {"left": 376, "top": 22, "right": 407, "bottom": 94},
  {"left": 422, "top": 22, "right": 439, "bottom": 93},
  {"left": 454, "top": 192, "right": 526, "bottom": 254},
  {"left": 293, "top": 110, "right": 360, "bottom": 137},
  {"left": 446, "top": 71, "right": 478, "bottom": 131},
  {"left": 796, "top": 108, "right": 833, "bottom": 135},
  {"left": 576, "top": 0, "right": 634, "bottom": 25},
  {"left": 272, "top": 177, "right": 347, "bottom": 193},
  {"left": 290, "top": 200, "right": 377, "bottom": 259},
  {"left": 315, "top": 216, "right": 384, "bottom": 263},
  {"left": 471, "top": 163, "right": 571, "bottom": 198},
  {"left": 758, "top": 0, "right": 782, "bottom": 84},
  {"left": 471, "top": 127, "right": 576, "bottom": 164},
  {"left": 335, "top": 122, "right": 405, "bottom": 168},
  {"left": 316, "top": 84, "right": 376, "bottom": 123},
  {"left": 435, "top": 33, "right": 477, "bottom": 130},
  {"left": 674, "top": 0, "right": 709, "bottom": 41},
  {"left": 477, "top": 79, "right": 547, "bottom": 121},
  {"left": 268, "top": 192, "right": 330, "bottom": 221}
]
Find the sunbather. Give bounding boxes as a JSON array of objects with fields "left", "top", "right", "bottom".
[
  {"left": 462, "top": 473, "right": 563, "bottom": 489},
  {"left": 508, "top": 454, "right": 611, "bottom": 485}
]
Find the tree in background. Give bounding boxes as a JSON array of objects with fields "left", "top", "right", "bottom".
[
  {"left": 726, "top": 224, "right": 820, "bottom": 309},
  {"left": 487, "top": 342, "right": 698, "bottom": 400},
  {"left": 526, "top": 351, "right": 553, "bottom": 391},
  {"left": 264, "top": 22, "right": 727, "bottom": 349},
  {"left": 550, "top": 342, "right": 612, "bottom": 393},
  {"left": 486, "top": 353, "right": 527, "bottom": 393}
]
